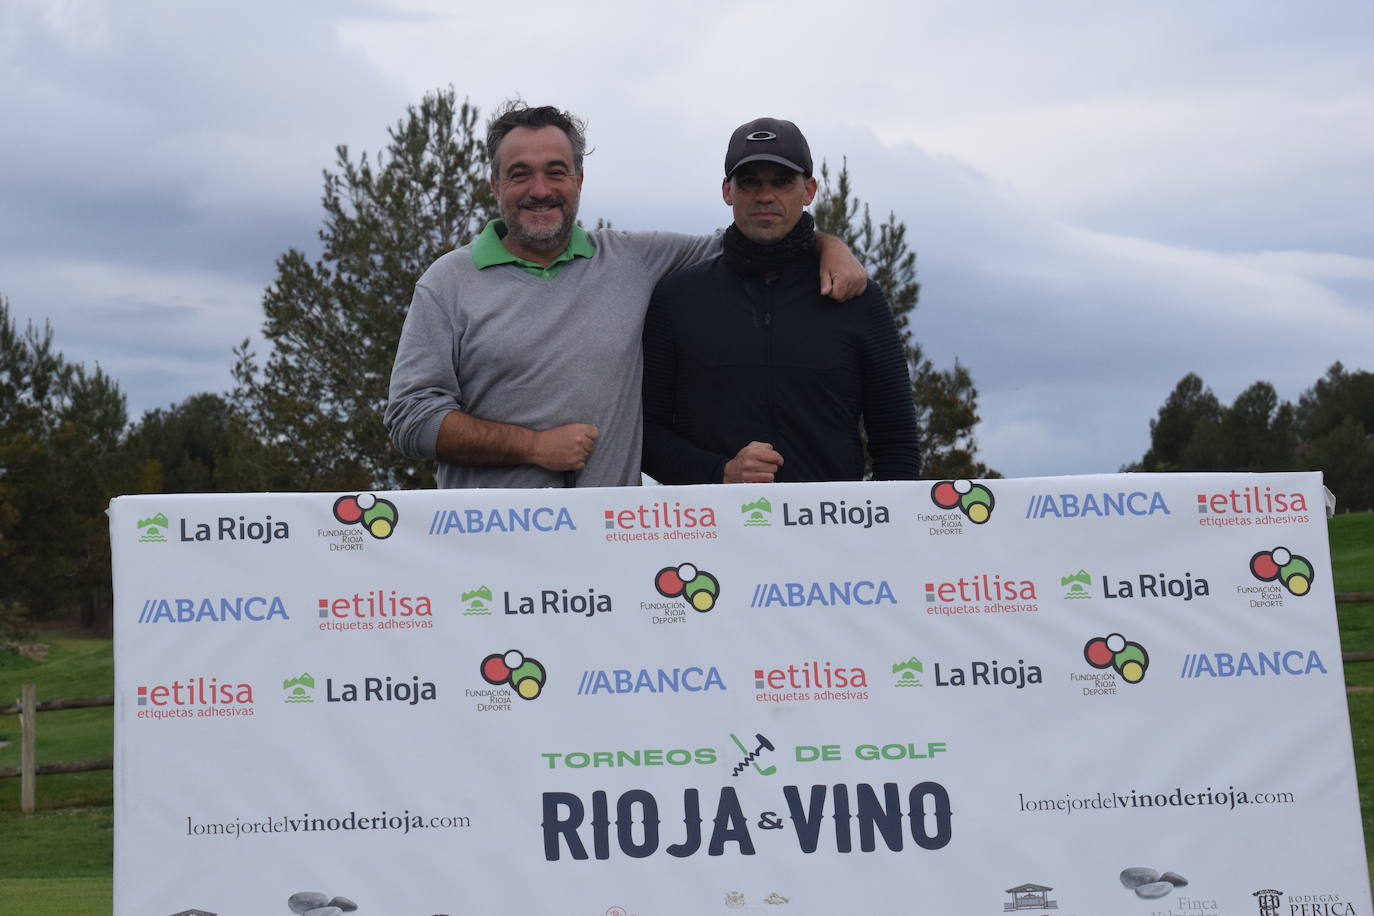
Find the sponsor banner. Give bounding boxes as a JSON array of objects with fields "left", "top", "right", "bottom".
[{"left": 110, "top": 473, "right": 1370, "bottom": 914}]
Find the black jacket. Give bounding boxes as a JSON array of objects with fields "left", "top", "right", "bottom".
[{"left": 642, "top": 253, "right": 921, "bottom": 483}]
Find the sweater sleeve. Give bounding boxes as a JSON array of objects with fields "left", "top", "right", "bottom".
[
  {"left": 641, "top": 281, "right": 730, "bottom": 484},
  {"left": 860, "top": 287, "right": 923, "bottom": 480},
  {"left": 384, "top": 280, "right": 461, "bottom": 462}
]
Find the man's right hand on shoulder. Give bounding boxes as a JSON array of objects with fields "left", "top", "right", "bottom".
[
  {"left": 723, "top": 441, "right": 783, "bottom": 483},
  {"left": 532, "top": 423, "right": 599, "bottom": 471}
]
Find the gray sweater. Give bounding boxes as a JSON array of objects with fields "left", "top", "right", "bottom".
[{"left": 386, "top": 229, "right": 718, "bottom": 489}]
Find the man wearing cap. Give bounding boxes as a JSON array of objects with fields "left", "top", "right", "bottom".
[
  {"left": 385, "top": 102, "right": 868, "bottom": 489},
  {"left": 642, "top": 117, "right": 921, "bottom": 484}
]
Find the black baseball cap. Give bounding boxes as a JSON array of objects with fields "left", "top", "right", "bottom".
[{"left": 724, "top": 117, "right": 813, "bottom": 178}]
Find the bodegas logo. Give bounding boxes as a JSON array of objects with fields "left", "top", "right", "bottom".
[
  {"left": 134, "top": 676, "right": 255, "bottom": 720},
  {"left": 924, "top": 573, "right": 1038, "bottom": 617},
  {"left": 1179, "top": 648, "right": 1328, "bottom": 679},
  {"left": 1196, "top": 485, "right": 1311, "bottom": 529},
  {"left": 750, "top": 579, "right": 896, "bottom": 608},
  {"left": 753, "top": 660, "right": 869, "bottom": 703},
  {"left": 331, "top": 493, "right": 398, "bottom": 540},
  {"left": 1024, "top": 490, "right": 1170, "bottom": 520},
  {"left": 654, "top": 562, "right": 721, "bottom": 612},
  {"left": 576, "top": 665, "right": 725, "bottom": 696},
  {"left": 1253, "top": 889, "right": 1358, "bottom": 915},
  {"left": 137, "top": 595, "right": 289, "bottom": 625},
  {"left": 1249, "top": 546, "right": 1314, "bottom": 597},
  {"left": 930, "top": 479, "right": 995, "bottom": 524},
  {"left": 1083, "top": 633, "right": 1149, "bottom": 684},
  {"left": 282, "top": 671, "right": 437, "bottom": 706},
  {"left": 428, "top": 505, "right": 575, "bottom": 535},
  {"left": 316, "top": 590, "right": 433, "bottom": 633},
  {"left": 603, "top": 500, "right": 717, "bottom": 543},
  {"left": 481, "top": 649, "right": 547, "bottom": 700}
]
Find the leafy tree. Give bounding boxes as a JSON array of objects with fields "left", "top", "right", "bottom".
[
  {"left": 813, "top": 159, "right": 997, "bottom": 478},
  {"left": 1220, "top": 381, "right": 1297, "bottom": 471},
  {"left": 123, "top": 392, "right": 292, "bottom": 493},
  {"left": 0, "top": 296, "right": 129, "bottom": 626},
  {"left": 1297, "top": 363, "right": 1374, "bottom": 510},
  {"left": 233, "top": 87, "right": 497, "bottom": 490},
  {"left": 1133, "top": 372, "right": 1225, "bottom": 471}
]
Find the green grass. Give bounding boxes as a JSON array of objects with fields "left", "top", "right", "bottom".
[{"left": 1, "top": 513, "right": 1373, "bottom": 913}]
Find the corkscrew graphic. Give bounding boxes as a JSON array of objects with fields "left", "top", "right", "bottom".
[{"left": 729, "top": 732, "right": 776, "bottom": 776}]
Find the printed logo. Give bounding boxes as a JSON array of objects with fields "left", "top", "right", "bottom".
[
  {"left": 283, "top": 673, "right": 314, "bottom": 703},
  {"left": 741, "top": 497, "right": 772, "bottom": 527},
  {"left": 316, "top": 590, "right": 433, "bottom": 633},
  {"left": 924, "top": 573, "right": 1038, "bottom": 616},
  {"left": 1006, "top": 884, "right": 1057, "bottom": 911},
  {"left": 729, "top": 732, "right": 777, "bottom": 777},
  {"left": 1119, "top": 866, "right": 1192, "bottom": 903},
  {"left": 481, "top": 649, "right": 547, "bottom": 700},
  {"left": 1180, "top": 649, "right": 1327, "bottom": 679},
  {"left": 1083, "top": 634, "right": 1149, "bottom": 684},
  {"left": 1196, "top": 485, "right": 1310, "bottom": 528},
  {"left": 930, "top": 479, "right": 995, "bottom": 524},
  {"left": 428, "top": 505, "right": 575, "bottom": 535},
  {"left": 893, "top": 657, "right": 923, "bottom": 687},
  {"left": 931, "top": 658, "right": 1042, "bottom": 689},
  {"left": 332, "top": 493, "right": 398, "bottom": 540},
  {"left": 1099, "top": 570, "right": 1209, "bottom": 602},
  {"left": 655, "top": 563, "right": 721, "bottom": 612},
  {"left": 725, "top": 893, "right": 746, "bottom": 909},
  {"left": 603, "top": 500, "right": 717, "bottom": 543},
  {"left": 501, "top": 585, "right": 612, "bottom": 619},
  {"left": 300, "top": 673, "right": 437, "bottom": 706},
  {"left": 576, "top": 666, "right": 725, "bottom": 695},
  {"left": 137, "top": 512, "right": 170, "bottom": 543},
  {"left": 753, "top": 660, "right": 870, "bottom": 702},
  {"left": 750, "top": 580, "right": 895, "bottom": 608},
  {"left": 137, "top": 596, "right": 289, "bottom": 625},
  {"left": 167, "top": 909, "right": 218, "bottom": 916},
  {"left": 774, "top": 498, "right": 890, "bottom": 530},
  {"left": 1024, "top": 490, "right": 1170, "bottom": 520},
  {"left": 1253, "top": 890, "right": 1283, "bottom": 916},
  {"left": 1061, "top": 570, "right": 1092, "bottom": 600},
  {"left": 462, "top": 586, "right": 493, "bottom": 616},
  {"left": 134, "top": 677, "right": 255, "bottom": 720},
  {"left": 763, "top": 893, "right": 790, "bottom": 905},
  {"left": 176, "top": 514, "right": 289, "bottom": 545},
  {"left": 1250, "top": 547, "right": 1314, "bottom": 597}
]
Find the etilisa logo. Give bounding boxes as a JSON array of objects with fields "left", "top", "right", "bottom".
[
  {"left": 1196, "top": 485, "right": 1311, "bottom": 529},
  {"left": 135, "top": 677, "right": 255, "bottom": 720},
  {"left": 137, "top": 512, "right": 170, "bottom": 542},
  {"left": 1024, "top": 489, "right": 1170, "bottom": 520},
  {"left": 741, "top": 496, "right": 772, "bottom": 527},
  {"left": 481, "top": 649, "right": 547, "bottom": 700},
  {"left": 924, "top": 572, "right": 1038, "bottom": 617},
  {"left": 655, "top": 562, "right": 721, "bottom": 612},
  {"left": 930, "top": 479, "right": 995, "bottom": 524},
  {"left": 603, "top": 499, "right": 717, "bottom": 543},
  {"left": 137, "top": 595, "right": 289, "bottom": 625},
  {"left": 1250, "top": 546, "right": 1314, "bottom": 597},
  {"left": 754, "top": 660, "right": 869, "bottom": 702},
  {"left": 332, "top": 493, "right": 398, "bottom": 540},
  {"left": 316, "top": 590, "right": 433, "bottom": 633}
]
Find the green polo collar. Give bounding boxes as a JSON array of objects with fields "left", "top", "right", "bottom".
[{"left": 471, "top": 219, "right": 596, "bottom": 278}]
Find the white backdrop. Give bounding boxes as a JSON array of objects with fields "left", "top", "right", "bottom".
[{"left": 110, "top": 472, "right": 1371, "bottom": 916}]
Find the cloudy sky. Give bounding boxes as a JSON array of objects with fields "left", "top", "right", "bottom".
[{"left": 3, "top": 0, "right": 1371, "bottom": 479}]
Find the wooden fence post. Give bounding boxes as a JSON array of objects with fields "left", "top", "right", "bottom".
[{"left": 20, "top": 683, "right": 36, "bottom": 813}]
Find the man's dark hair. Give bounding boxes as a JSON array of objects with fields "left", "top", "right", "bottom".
[{"left": 485, "top": 101, "right": 588, "bottom": 179}]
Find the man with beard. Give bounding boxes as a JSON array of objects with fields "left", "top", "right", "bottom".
[
  {"left": 642, "top": 117, "right": 920, "bottom": 484},
  {"left": 385, "top": 102, "right": 866, "bottom": 488}
]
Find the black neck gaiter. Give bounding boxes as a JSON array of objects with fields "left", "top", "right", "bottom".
[{"left": 723, "top": 212, "right": 817, "bottom": 277}]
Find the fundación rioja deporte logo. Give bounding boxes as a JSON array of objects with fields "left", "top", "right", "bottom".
[
  {"left": 481, "top": 649, "right": 547, "bottom": 700},
  {"left": 1083, "top": 634, "right": 1149, "bottom": 684},
  {"left": 333, "top": 493, "right": 398, "bottom": 540},
  {"left": 1249, "top": 546, "right": 1314, "bottom": 597},
  {"left": 654, "top": 562, "right": 720, "bottom": 612},
  {"left": 930, "top": 479, "right": 995, "bottom": 524}
]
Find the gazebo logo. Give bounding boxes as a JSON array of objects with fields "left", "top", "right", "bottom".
[{"left": 1005, "top": 883, "right": 1057, "bottom": 910}]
